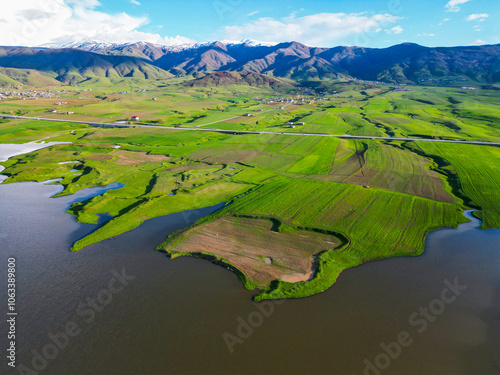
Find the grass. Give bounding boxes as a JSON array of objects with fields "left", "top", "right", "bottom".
[
  {"left": 71, "top": 180, "right": 250, "bottom": 251},
  {"left": 0, "top": 79, "right": 498, "bottom": 300},
  {"left": 160, "top": 176, "right": 466, "bottom": 300},
  {"left": 286, "top": 137, "right": 339, "bottom": 174},
  {"left": 414, "top": 142, "right": 500, "bottom": 228},
  {"left": 340, "top": 141, "right": 455, "bottom": 202}
]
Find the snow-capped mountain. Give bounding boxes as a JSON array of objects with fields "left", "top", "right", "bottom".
[
  {"left": 50, "top": 39, "right": 279, "bottom": 60},
  {"left": 59, "top": 40, "right": 122, "bottom": 51},
  {"left": 51, "top": 40, "right": 196, "bottom": 61},
  {"left": 219, "top": 39, "right": 278, "bottom": 47},
  {"left": 1, "top": 40, "right": 498, "bottom": 84}
]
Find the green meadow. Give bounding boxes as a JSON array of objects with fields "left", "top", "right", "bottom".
[{"left": 1, "top": 79, "right": 499, "bottom": 299}]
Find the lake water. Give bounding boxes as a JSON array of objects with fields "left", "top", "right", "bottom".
[{"left": 1, "top": 144, "right": 499, "bottom": 375}]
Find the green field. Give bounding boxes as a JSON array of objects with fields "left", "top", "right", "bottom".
[
  {"left": 1, "top": 78, "right": 499, "bottom": 300},
  {"left": 413, "top": 142, "right": 500, "bottom": 228},
  {"left": 210, "top": 177, "right": 465, "bottom": 299}
]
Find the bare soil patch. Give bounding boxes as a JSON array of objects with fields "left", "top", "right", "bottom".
[
  {"left": 113, "top": 150, "right": 170, "bottom": 166},
  {"left": 167, "top": 216, "right": 341, "bottom": 287}
]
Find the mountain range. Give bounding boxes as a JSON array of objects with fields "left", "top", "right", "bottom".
[{"left": 0, "top": 40, "right": 499, "bottom": 86}]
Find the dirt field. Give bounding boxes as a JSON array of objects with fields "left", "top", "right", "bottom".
[
  {"left": 113, "top": 150, "right": 170, "bottom": 165},
  {"left": 167, "top": 216, "right": 341, "bottom": 287}
]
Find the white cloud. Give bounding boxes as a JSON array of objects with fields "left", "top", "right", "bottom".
[
  {"left": 438, "top": 18, "right": 450, "bottom": 25},
  {"left": 469, "top": 39, "right": 486, "bottom": 45},
  {"left": 0, "top": 0, "right": 194, "bottom": 46},
  {"left": 386, "top": 25, "right": 403, "bottom": 34},
  {"left": 163, "top": 35, "right": 196, "bottom": 45},
  {"left": 445, "top": 0, "right": 472, "bottom": 12},
  {"left": 417, "top": 33, "right": 435, "bottom": 37},
  {"left": 130, "top": 0, "right": 141, "bottom": 5},
  {"left": 247, "top": 10, "right": 260, "bottom": 17},
  {"left": 224, "top": 12, "right": 401, "bottom": 46},
  {"left": 465, "top": 13, "right": 488, "bottom": 21}
]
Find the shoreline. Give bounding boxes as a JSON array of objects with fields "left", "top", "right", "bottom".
[
  {"left": 0, "top": 141, "right": 492, "bottom": 301},
  {"left": 0, "top": 142, "right": 71, "bottom": 183},
  {"left": 158, "top": 210, "right": 483, "bottom": 301}
]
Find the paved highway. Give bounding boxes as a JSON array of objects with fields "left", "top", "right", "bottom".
[{"left": 2, "top": 114, "right": 500, "bottom": 147}]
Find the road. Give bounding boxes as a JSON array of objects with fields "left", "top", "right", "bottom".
[{"left": 2, "top": 114, "right": 500, "bottom": 147}]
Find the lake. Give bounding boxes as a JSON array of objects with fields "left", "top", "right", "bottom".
[{"left": 0, "top": 144, "right": 498, "bottom": 375}]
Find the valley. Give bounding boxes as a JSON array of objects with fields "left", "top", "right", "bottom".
[
  {"left": 2, "top": 0, "right": 500, "bottom": 372},
  {"left": 1, "top": 76, "right": 499, "bottom": 300}
]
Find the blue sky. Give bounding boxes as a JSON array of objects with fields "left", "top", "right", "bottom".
[{"left": 0, "top": 0, "right": 498, "bottom": 47}]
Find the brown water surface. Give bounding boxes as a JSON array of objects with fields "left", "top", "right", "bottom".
[{"left": 1, "top": 144, "right": 499, "bottom": 375}]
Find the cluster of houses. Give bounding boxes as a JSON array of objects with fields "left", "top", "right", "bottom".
[
  {"left": 258, "top": 95, "right": 335, "bottom": 106},
  {"left": 0, "top": 88, "right": 81, "bottom": 101},
  {"left": 417, "top": 77, "right": 467, "bottom": 83},
  {"left": 46, "top": 109, "right": 74, "bottom": 114},
  {"left": 0, "top": 89, "right": 55, "bottom": 100},
  {"left": 351, "top": 78, "right": 390, "bottom": 86}
]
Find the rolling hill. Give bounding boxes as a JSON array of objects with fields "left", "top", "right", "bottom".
[
  {"left": 0, "top": 41, "right": 498, "bottom": 85},
  {"left": 184, "top": 71, "right": 292, "bottom": 88},
  {"left": 0, "top": 68, "right": 60, "bottom": 86},
  {"left": 0, "top": 46, "right": 172, "bottom": 84}
]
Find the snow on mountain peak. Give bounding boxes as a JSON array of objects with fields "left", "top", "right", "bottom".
[{"left": 48, "top": 39, "right": 278, "bottom": 52}]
